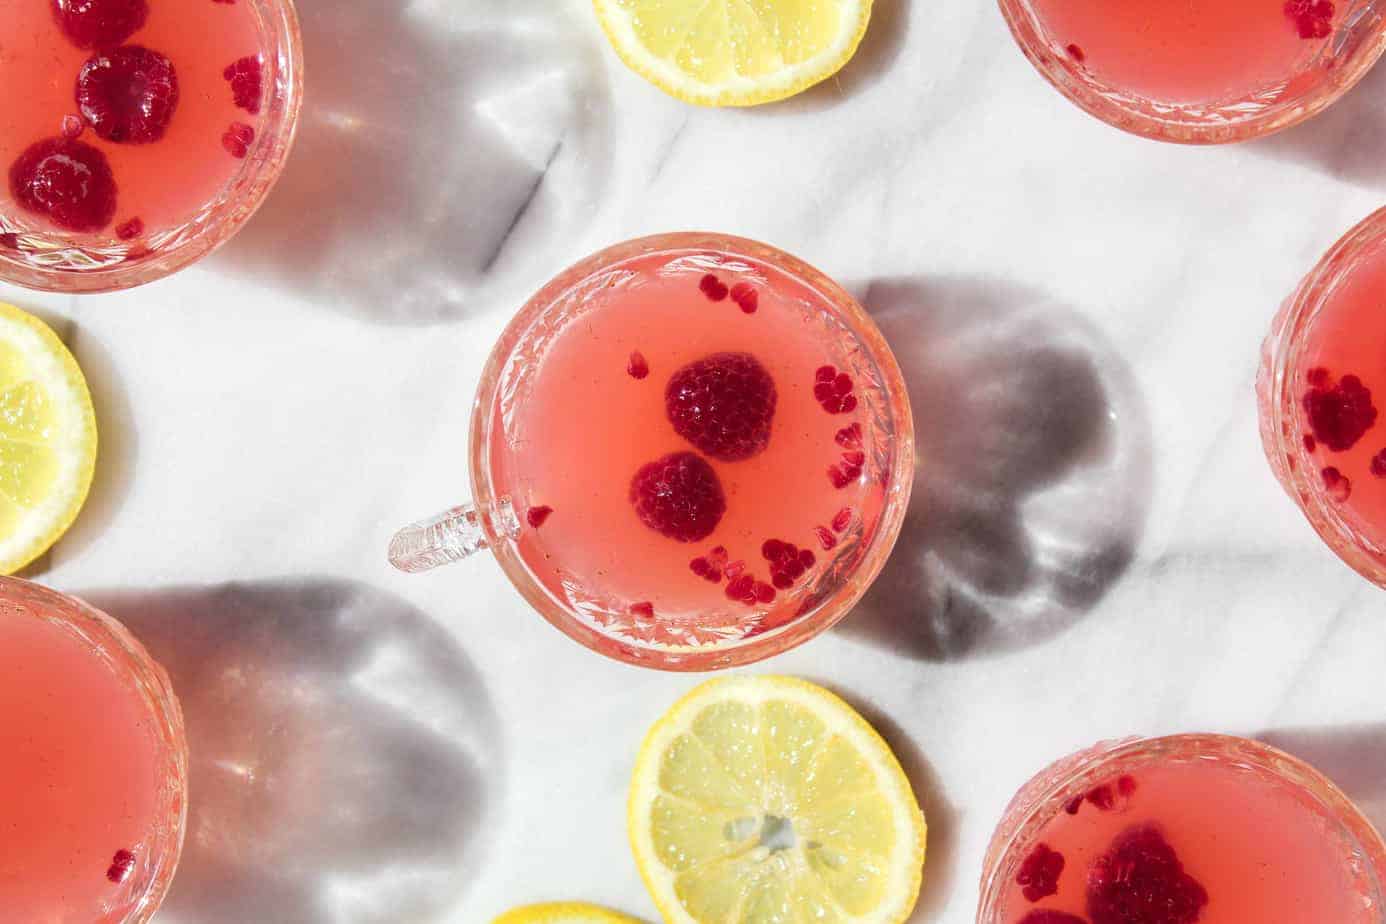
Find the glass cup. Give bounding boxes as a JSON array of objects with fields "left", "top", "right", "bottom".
[
  {"left": 997, "top": 0, "right": 1386, "bottom": 143},
  {"left": 389, "top": 232, "right": 915, "bottom": 671},
  {"left": 0, "top": 0, "right": 303, "bottom": 293},
  {"left": 0, "top": 576, "right": 188, "bottom": 923},
  {"left": 977, "top": 734, "right": 1386, "bottom": 923},
  {"left": 1258, "top": 206, "right": 1386, "bottom": 587}
]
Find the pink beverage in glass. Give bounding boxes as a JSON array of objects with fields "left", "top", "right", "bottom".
[
  {"left": 0, "top": 0, "right": 302, "bottom": 292},
  {"left": 998, "top": 0, "right": 1386, "bottom": 142},
  {"left": 978, "top": 736, "right": 1386, "bottom": 924},
  {"left": 389, "top": 233, "right": 914, "bottom": 670},
  {"left": 1259, "top": 206, "right": 1386, "bottom": 586},
  {"left": 0, "top": 578, "right": 187, "bottom": 923}
]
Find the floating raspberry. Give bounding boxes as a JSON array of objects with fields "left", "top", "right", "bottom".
[
  {"left": 699, "top": 273, "right": 728, "bottom": 302},
  {"left": 630, "top": 451, "right": 725, "bottom": 542},
  {"left": 666, "top": 352, "right": 777, "bottom": 461},
  {"left": 223, "top": 55, "right": 263, "bottom": 114},
  {"left": 106, "top": 848, "right": 135, "bottom": 883},
  {"left": 730, "top": 282, "right": 758, "bottom": 314},
  {"left": 1304, "top": 371, "right": 1377, "bottom": 452},
  {"left": 52, "top": 0, "right": 147, "bottom": 50},
  {"left": 223, "top": 121, "right": 255, "bottom": 158},
  {"left": 77, "top": 45, "right": 179, "bottom": 144},
  {"left": 628, "top": 350, "right": 649, "bottom": 380},
  {"left": 8, "top": 137, "right": 117, "bottom": 232},
  {"left": 1087, "top": 825, "right": 1208, "bottom": 924},
  {"left": 1285, "top": 0, "right": 1335, "bottom": 38},
  {"left": 1017, "top": 843, "right": 1065, "bottom": 902}
]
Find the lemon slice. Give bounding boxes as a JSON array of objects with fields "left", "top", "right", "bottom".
[
  {"left": 0, "top": 303, "right": 96, "bottom": 573},
  {"left": 592, "top": 0, "right": 873, "bottom": 107},
  {"left": 494, "top": 902, "right": 645, "bottom": 924},
  {"left": 629, "top": 676, "right": 926, "bottom": 924}
]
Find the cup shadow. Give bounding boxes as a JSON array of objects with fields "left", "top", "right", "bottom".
[
  {"left": 80, "top": 577, "right": 502, "bottom": 924},
  {"left": 810, "top": 679, "right": 960, "bottom": 922},
  {"left": 212, "top": 0, "right": 611, "bottom": 325},
  {"left": 1259, "top": 724, "right": 1386, "bottom": 835},
  {"left": 839, "top": 276, "right": 1153, "bottom": 661},
  {"left": 1253, "top": 58, "right": 1386, "bottom": 188}
]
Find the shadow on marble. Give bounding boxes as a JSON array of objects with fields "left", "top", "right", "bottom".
[
  {"left": 839, "top": 276, "right": 1153, "bottom": 661},
  {"left": 213, "top": 0, "right": 610, "bottom": 325},
  {"left": 1253, "top": 60, "right": 1386, "bottom": 189},
  {"left": 755, "top": 0, "right": 911, "bottom": 113},
  {"left": 814, "top": 680, "right": 959, "bottom": 921},
  {"left": 1260, "top": 724, "right": 1386, "bottom": 834},
  {"left": 82, "top": 578, "right": 502, "bottom": 924}
]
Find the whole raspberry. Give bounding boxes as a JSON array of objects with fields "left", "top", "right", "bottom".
[
  {"left": 1087, "top": 825, "right": 1208, "bottom": 924},
  {"left": 52, "top": 0, "right": 147, "bottom": 50},
  {"left": 77, "top": 45, "right": 180, "bottom": 144},
  {"left": 630, "top": 451, "right": 725, "bottom": 542},
  {"left": 8, "top": 137, "right": 117, "bottom": 232},
  {"left": 665, "top": 352, "right": 776, "bottom": 462}
]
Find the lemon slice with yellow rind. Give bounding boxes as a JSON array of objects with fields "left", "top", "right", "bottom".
[
  {"left": 629, "top": 676, "right": 926, "bottom": 924},
  {"left": 0, "top": 303, "right": 96, "bottom": 573},
  {"left": 592, "top": 0, "right": 873, "bottom": 107},
  {"left": 493, "top": 902, "right": 645, "bottom": 924}
]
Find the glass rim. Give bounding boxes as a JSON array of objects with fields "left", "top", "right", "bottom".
[
  {"left": 0, "top": 0, "right": 304, "bottom": 293},
  {"left": 976, "top": 733, "right": 1386, "bottom": 922},
  {"left": 1259, "top": 204, "right": 1386, "bottom": 587},
  {"left": 996, "top": 0, "right": 1386, "bottom": 144},
  {"left": 466, "top": 231, "right": 916, "bottom": 671},
  {"left": 0, "top": 575, "right": 189, "bottom": 924}
]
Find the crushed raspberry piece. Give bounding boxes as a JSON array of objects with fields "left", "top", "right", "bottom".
[
  {"left": 115, "top": 216, "right": 142, "bottom": 239},
  {"left": 725, "top": 559, "right": 745, "bottom": 579},
  {"left": 627, "top": 350, "right": 649, "bottom": 380},
  {"left": 60, "top": 114, "right": 84, "bottom": 139},
  {"left": 1086, "top": 784, "right": 1116, "bottom": 811},
  {"left": 815, "top": 365, "right": 836, "bottom": 383},
  {"left": 1285, "top": 0, "right": 1335, "bottom": 38},
  {"left": 1304, "top": 371, "right": 1377, "bottom": 452},
  {"left": 77, "top": 46, "right": 179, "bottom": 144},
  {"left": 222, "top": 121, "right": 255, "bottom": 158},
  {"left": 106, "top": 848, "right": 135, "bottom": 883},
  {"left": 8, "top": 137, "right": 117, "bottom": 232},
  {"left": 841, "top": 450, "right": 865, "bottom": 467},
  {"left": 0, "top": 234, "right": 17, "bottom": 249},
  {"left": 1017, "top": 842, "right": 1065, "bottom": 902},
  {"left": 1322, "top": 466, "right": 1352, "bottom": 502},
  {"left": 1087, "top": 825, "right": 1207, "bottom": 924},
  {"left": 730, "top": 282, "right": 758, "bottom": 314},
  {"left": 1118, "top": 775, "right": 1137, "bottom": 797},
  {"left": 814, "top": 526, "right": 838, "bottom": 550},
  {"left": 831, "top": 507, "right": 852, "bottom": 532},
  {"left": 52, "top": 0, "right": 147, "bottom": 50},
  {"left": 1019, "top": 913, "right": 1088, "bottom": 924},
  {"left": 690, "top": 556, "right": 710, "bottom": 576},
  {"left": 223, "top": 55, "right": 263, "bottom": 114},
  {"left": 1307, "top": 367, "right": 1330, "bottom": 387},
  {"left": 828, "top": 461, "right": 862, "bottom": 488},
  {"left": 754, "top": 581, "right": 775, "bottom": 603},
  {"left": 699, "top": 273, "right": 729, "bottom": 302},
  {"left": 1304, "top": 434, "right": 1317, "bottom": 452},
  {"left": 726, "top": 574, "right": 755, "bottom": 603},
  {"left": 835, "top": 422, "right": 862, "bottom": 448},
  {"left": 1065, "top": 795, "right": 1084, "bottom": 815},
  {"left": 798, "top": 548, "right": 815, "bottom": 569},
  {"left": 666, "top": 352, "right": 777, "bottom": 461},
  {"left": 629, "top": 601, "right": 655, "bottom": 619},
  {"left": 527, "top": 505, "right": 553, "bottom": 528},
  {"left": 1066, "top": 43, "right": 1086, "bottom": 62},
  {"left": 1372, "top": 450, "right": 1386, "bottom": 477},
  {"left": 630, "top": 452, "right": 725, "bottom": 542},
  {"left": 708, "top": 546, "right": 728, "bottom": 565}
]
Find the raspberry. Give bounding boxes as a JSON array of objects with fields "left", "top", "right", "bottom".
[
  {"left": 76, "top": 46, "right": 179, "bottom": 144},
  {"left": 526, "top": 505, "right": 553, "bottom": 528},
  {"left": 1304, "top": 371, "right": 1377, "bottom": 451},
  {"left": 1322, "top": 466, "right": 1352, "bottom": 502},
  {"left": 52, "top": 0, "right": 147, "bottom": 50},
  {"left": 665, "top": 352, "right": 777, "bottom": 462},
  {"left": 1017, "top": 843, "right": 1065, "bottom": 902},
  {"left": 222, "top": 122, "right": 255, "bottom": 158},
  {"left": 223, "top": 55, "right": 263, "bottom": 114},
  {"left": 630, "top": 452, "right": 725, "bottom": 542},
  {"left": 1087, "top": 825, "right": 1208, "bottom": 924},
  {"left": 1286, "top": 0, "right": 1335, "bottom": 38},
  {"left": 8, "top": 137, "right": 117, "bottom": 232},
  {"left": 106, "top": 848, "right": 135, "bottom": 883},
  {"left": 699, "top": 273, "right": 728, "bottom": 301},
  {"left": 627, "top": 351, "right": 649, "bottom": 380},
  {"left": 730, "top": 282, "right": 758, "bottom": 314}
]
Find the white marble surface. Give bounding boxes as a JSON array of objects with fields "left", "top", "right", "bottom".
[{"left": 7, "top": 0, "right": 1386, "bottom": 921}]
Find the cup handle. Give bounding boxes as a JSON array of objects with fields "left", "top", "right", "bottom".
[{"left": 388, "top": 504, "right": 490, "bottom": 573}]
